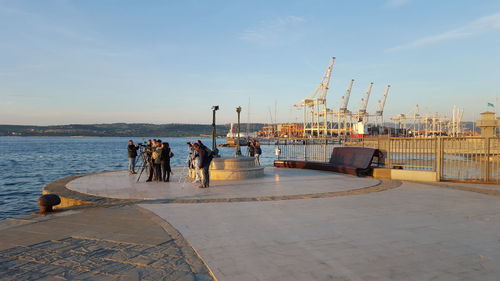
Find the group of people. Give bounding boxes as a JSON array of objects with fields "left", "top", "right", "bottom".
[
  {"left": 128, "top": 138, "right": 262, "bottom": 188},
  {"left": 247, "top": 140, "right": 262, "bottom": 165},
  {"left": 187, "top": 140, "right": 214, "bottom": 188},
  {"left": 127, "top": 139, "right": 173, "bottom": 182}
]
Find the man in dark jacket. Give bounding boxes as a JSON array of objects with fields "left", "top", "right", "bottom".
[
  {"left": 127, "top": 140, "right": 139, "bottom": 174},
  {"left": 193, "top": 143, "right": 210, "bottom": 188},
  {"left": 160, "top": 142, "right": 172, "bottom": 182},
  {"left": 146, "top": 139, "right": 155, "bottom": 182}
]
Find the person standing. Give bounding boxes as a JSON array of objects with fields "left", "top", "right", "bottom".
[
  {"left": 160, "top": 142, "right": 172, "bottom": 182},
  {"left": 254, "top": 140, "right": 262, "bottom": 166},
  {"left": 151, "top": 140, "right": 163, "bottom": 182},
  {"left": 247, "top": 140, "right": 255, "bottom": 157},
  {"left": 127, "top": 140, "right": 139, "bottom": 174},
  {"left": 146, "top": 139, "right": 154, "bottom": 182},
  {"left": 194, "top": 143, "right": 210, "bottom": 188},
  {"left": 191, "top": 143, "right": 201, "bottom": 183}
]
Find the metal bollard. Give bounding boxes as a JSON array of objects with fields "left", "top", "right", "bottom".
[{"left": 37, "top": 194, "right": 61, "bottom": 214}]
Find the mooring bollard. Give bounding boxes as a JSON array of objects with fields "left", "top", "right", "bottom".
[{"left": 37, "top": 194, "right": 61, "bottom": 214}]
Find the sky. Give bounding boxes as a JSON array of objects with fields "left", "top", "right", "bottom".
[{"left": 1, "top": 0, "right": 500, "bottom": 125}]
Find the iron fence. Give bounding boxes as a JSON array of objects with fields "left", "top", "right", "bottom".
[
  {"left": 275, "top": 139, "right": 339, "bottom": 162},
  {"left": 275, "top": 136, "right": 500, "bottom": 184},
  {"left": 440, "top": 137, "right": 500, "bottom": 183}
]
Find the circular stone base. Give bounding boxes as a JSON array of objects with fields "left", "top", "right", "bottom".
[{"left": 209, "top": 156, "right": 264, "bottom": 180}]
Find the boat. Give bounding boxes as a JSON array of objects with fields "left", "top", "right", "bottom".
[{"left": 221, "top": 123, "right": 250, "bottom": 147}]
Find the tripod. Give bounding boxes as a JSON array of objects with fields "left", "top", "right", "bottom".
[
  {"left": 136, "top": 148, "right": 151, "bottom": 183},
  {"left": 177, "top": 155, "right": 194, "bottom": 186}
]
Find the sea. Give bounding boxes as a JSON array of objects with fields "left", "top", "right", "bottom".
[{"left": 0, "top": 137, "right": 277, "bottom": 221}]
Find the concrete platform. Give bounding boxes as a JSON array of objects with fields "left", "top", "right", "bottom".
[
  {"left": 141, "top": 181, "right": 500, "bottom": 281},
  {"left": 2, "top": 167, "right": 500, "bottom": 280},
  {"left": 66, "top": 167, "right": 381, "bottom": 200}
]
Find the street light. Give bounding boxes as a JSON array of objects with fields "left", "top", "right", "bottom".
[
  {"left": 211, "top": 105, "right": 219, "bottom": 157},
  {"left": 236, "top": 106, "right": 242, "bottom": 156}
]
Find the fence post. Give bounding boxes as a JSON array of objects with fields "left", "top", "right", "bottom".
[
  {"left": 485, "top": 137, "right": 490, "bottom": 182},
  {"left": 277, "top": 141, "right": 281, "bottom": 160},
  {"left": 436, "top": 137, "right": 443, "bottom": 181},
  {"left": 323, "top": 139, "right": 328, "bottom": 162},
  {"left": 387, "top": 135, "right": 392, "bottom": 168},
  {"left": 304, "top": 139, "right": 307, "bottom": 161}
]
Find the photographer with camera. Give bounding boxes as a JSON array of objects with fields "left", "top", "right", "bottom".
[
  {"left": 193, "top": 142, "right": 214, "bottom": 188},
  {"left": 127, "top": 140, "right": 139, "bottom": 174},
  {"left": 145, "top": 139, "right": 155, "bottom": 182}
]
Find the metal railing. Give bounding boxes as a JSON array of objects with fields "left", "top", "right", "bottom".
[
  {"left": 276, "top": 139, "right": 339, "bottom": 162},
  {"left": 275, "top": 136, "right": 500, "bottom": 184},
  {"left": 440, "top": 137, "right": 500, "bottom": 183}
]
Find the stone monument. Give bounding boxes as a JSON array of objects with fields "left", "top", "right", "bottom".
[{"left": 209, "top": 106, "right": 265, "bottom": 180}]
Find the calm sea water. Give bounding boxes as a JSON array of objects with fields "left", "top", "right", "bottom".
[{"left": 0, "top": 137, "right": 277, "bottom": 221}]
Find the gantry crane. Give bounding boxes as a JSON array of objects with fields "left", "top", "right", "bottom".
[
  {"left": 357, "top": 82, "right": 374, "bottom": 121},
  {"left": 390, "top": 104, "right": 465, "bottom": 137},
  {"left": 372, "top": 85, "right": 391, "bottom": 126},
  {"left": 295, "top": 57, "right": 335, "bottom": 137},
  {"left": 349, "top": 82, "right": 373, "bottom": 135},
  {"left": 329, "top": 79, "right": 355, "bottom": 136}
]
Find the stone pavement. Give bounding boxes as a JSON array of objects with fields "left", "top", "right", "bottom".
[
  {"left": 141, "top": 181, "right": 500, "bottom": 281},
  {"left": 2, "top": 167, "right": 500, "bottom": 280},
  {"left": 65, "top": 168, "right": 380, "bottom": 200},
  {"left": 0, "top": 205, "right": 213, "bottom": 281}
]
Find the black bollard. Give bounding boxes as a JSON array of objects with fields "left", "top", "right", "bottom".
[{"left": 37, "top": 194, "right": 61, "bottom": 214}]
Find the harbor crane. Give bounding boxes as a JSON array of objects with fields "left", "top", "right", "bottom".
[
  {"left": 354, "top": 82, "right": 374, "bottom": 122},
  {"left": 390, "top": 104, "right": 465, "bottom": 136},
  {"left": 340, "top": 79, "right": 354, "bottom": 114},
  {"left": 373, "top": 85, "right": 391, "bottom": 126},
  {"left": 348, "top": 82, "right": 373, "bottom": 136},
  {"left": 331, "top": 79, "right": 355, "bottom": 136},
  {"left": 295, "top": 57, "right": 335, "bottom": 137}
]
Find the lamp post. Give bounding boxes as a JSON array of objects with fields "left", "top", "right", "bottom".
[
  {"left": 236, "top": 106, "right": 242, "bottom": 156},
  {"left": 211, "top": 105, "right": 219, "bottom": 157}
]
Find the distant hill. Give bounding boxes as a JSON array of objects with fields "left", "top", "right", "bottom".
[{"left": 0, "top": 123, "right": 266, "bottom": 137}]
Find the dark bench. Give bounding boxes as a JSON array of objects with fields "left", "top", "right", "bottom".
[{"left": 274, "top": 146, "right": 383, "bottom": 176}]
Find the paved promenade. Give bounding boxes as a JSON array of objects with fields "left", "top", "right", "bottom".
[
  {"left": 1, "top": 167, "right": 499, "bottom": 280},
  {"left": 65, "top": 168, "right": 381, "bottom": 200},
  {"left": 0, "top": 205, "right": 213, "bottom": 280}
]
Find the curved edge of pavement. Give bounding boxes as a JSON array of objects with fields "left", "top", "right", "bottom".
[
  {"left": 43, "top": 170, "right": 403, "bottom": 210},
  {"left": 42, "top": 171, "right": 140, "bottom": 210},
  {"left": 135, "top": 205, "right": 219, "bottom": 281}
]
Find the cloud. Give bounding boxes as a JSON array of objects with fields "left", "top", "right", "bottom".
[
  {"left": 384, "top": 0, "right": 410, "bottom": 8},
  {"left": 388, "top": 12, "right": 500, "bottom": 51},
  {"left": 239, "top": 16, "right": 306, "bottom": 47}
]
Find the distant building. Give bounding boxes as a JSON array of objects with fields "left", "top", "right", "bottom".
[{"left": 475, "top": 111, "right": 500, "bottom": 137}]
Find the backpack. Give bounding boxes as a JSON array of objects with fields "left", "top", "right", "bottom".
[
  {"left": 255, "top": 146, "right": 262, "bottom": 154},
  {"left": 205, "top": 147, "right": 214, "bottom": 163},
  {"left": 152, "top": 150, "right": 161, "bottom": 160},
  {"left": 152, "top": 148, "right": 162, "bottom": 164}
]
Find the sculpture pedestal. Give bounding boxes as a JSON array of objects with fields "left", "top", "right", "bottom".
[{"left": 210, "top": 157, "right": 265, "bottom": 180}]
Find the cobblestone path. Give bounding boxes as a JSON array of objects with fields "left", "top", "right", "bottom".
[{"left": 0, "top": 206, "right": 213, "bottom": 281}]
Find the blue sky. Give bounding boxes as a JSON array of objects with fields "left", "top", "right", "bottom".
[{"left": 1, "top": 0, "right": 500, "bottom": 125}]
